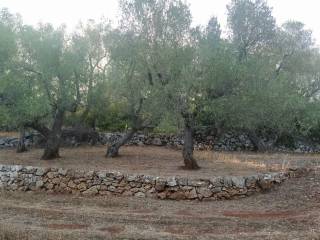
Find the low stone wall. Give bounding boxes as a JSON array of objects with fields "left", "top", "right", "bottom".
[
  {"left": 0, "top": 164, "right": 311, "bottom": 201},
  {"left": 2, "top": 131, "right": 320, "bottom": 153}
]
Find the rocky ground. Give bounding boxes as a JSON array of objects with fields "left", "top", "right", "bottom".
[{"left": 0, "top": 170, "right": 319, "bottom": 240}]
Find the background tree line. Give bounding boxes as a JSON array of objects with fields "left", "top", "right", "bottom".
[{"left": 1, "top": 0, "right": 320, "bottom": 169}]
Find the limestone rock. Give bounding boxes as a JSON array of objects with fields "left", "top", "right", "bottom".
[
  {"left": 83, "top": 186, "right": 99, "bottom": 196},
  {"left": 167, "top": 177, "right": 177, "bottom": 187},
  {"left": 47, "top": 172, "right": 57, "bottom": 179},
  {"left": 77, "top": 182, "right": 87, "bottom": 191},
  {"left": 155, "top": 178, "right": 166, "bottom": 192},
  {"left": 188, "top": 180, "right": 208, "bottom": 187},
  {"left": 135, "top": 192, "right": 146, "bottom": 198},
  {"left": 58, "top": 168, "right": 68, "bottom": 176},
  {"left": 35, "top": 168, "right": 47, "bottom": 176},
  {"left": 231, "top": 176, "right": 245, "bottom": 188},
  {"left": 245, "top": 175, "right": 258, "bottom": 187},
  {"left": 157, "top": 191, "right": 167, "bottom": 199},
  {"left": 197, "top": 187, "right": 212, "bottom": 198},
  {"left": 168, "top": 191, "right": 186, "bottom": 200},
  {"left": 68, "top": 180, "right": 77, "bottom": 189},
  {"left": 185, "top": 188, "right": 198, "bottom": 199},
  {"left": 35, "top": 180, "right": 44, "bottom": 189}
]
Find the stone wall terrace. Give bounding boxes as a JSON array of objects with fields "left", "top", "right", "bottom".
[{"left": 0, "top": 164, "right": 311, "bottom": 201}]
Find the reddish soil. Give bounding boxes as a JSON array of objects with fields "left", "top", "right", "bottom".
[
  {"left": 98, "top": 225, "right": 125, "bottom": 234},
  {"left": 0, "top": 170, "right": 319, "bottom": 239},
  {"left": 46, "top": 224, "right": 89, "bottom": 230},
  {"left": 0, "top": 145, "right": 320, "bottom": 239},
  {"left": 222, "top": 210, "right": 302, "bottom": 219}
]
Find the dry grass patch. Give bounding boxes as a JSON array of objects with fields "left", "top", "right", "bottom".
[
  {"left": 0, "top": 224, "right": 59, "bottom": 240},
  {"left": 0, "top": 224, "right": 30, "bottom": 240},
  {"left": 0, "top": 132, "right": 19, "bottom": 138}
]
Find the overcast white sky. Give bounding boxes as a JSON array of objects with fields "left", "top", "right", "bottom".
[{"left": 1, "top": 0, "right": 320, "bottom": 44}]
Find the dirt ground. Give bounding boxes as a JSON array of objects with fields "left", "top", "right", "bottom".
[
  {"left": 0, "top": 145, "right": 320, "bottom": 239},
  {"left": 1, "top": 146, "right": 320, "bottom": 178},
  {"left": 0, "top": 170, "right": 319, "bottom": 240}
]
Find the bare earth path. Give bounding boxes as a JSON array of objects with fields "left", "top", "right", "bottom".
[{"left": 0, "top": 171, "right": 319, "bottom": 240}]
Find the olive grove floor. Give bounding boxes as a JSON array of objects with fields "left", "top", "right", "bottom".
[
  {"left": 0, "top": 146, "right": 320, "bottom": 178},
  {"left": 0, "top": 170, "right": 319, "bottom": 240}
]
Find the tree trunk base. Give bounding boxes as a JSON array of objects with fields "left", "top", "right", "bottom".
[
  {"left": 17, "top": 128, "right": 28, "bottom": 153},
  {"left": 105, "top": 145, "right": 120, "bottom": 158},
  {"left": 105, "top": 130, "right": 136, "bottom": 158},
  {"left": 247, "top": 132, "right": 270, "bottom": 152},
  {"left": 41, "top": 149, "right": 60, "bottom": 160},
  {"left": 16, "top": 143, "right": 28, "bottom": 153},
  {"left": 182, "top": 113, "right": 200, "bottom": 170},
  {"left": 182, "top": 154, "right": 200, "bottom": 170}
]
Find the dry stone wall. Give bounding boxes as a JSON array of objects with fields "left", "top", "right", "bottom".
[
  {"left": 0, "top": 164, "right": 311, "bottom": 200},
  {"left": 2, "top": 131, "right": 320, "bottom": 153}
]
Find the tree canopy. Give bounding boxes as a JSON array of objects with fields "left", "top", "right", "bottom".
[{"left": 1, "top": 0, "right": 320, "bottom": 169}]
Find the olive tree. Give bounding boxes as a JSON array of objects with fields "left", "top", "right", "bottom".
[
  {"left": 0, "top": 8, "right": 31, "bottom": 152},
  {"left": 16, "top": 24, "right": 86, "bottom": 159},
  {"left": 1, "top": 18, "right": 114, "bottom": 157},
  {"left": 213, "top": 14, "right": 319, "bottom": 150},
  {"left": 70, "top": 20, "right": 112, "bottom": 130},
  {"left": 227, "top": 0, "right": 276, "bottom": 61},
  {"left": 273, "top": 21, "right": 318, "bottom": 95},
  {"left": 106, "top": 0, "right": 192, "bottom": 158},
  {"left": 214, "top": 53, "right": 311, "bottom": 151}
]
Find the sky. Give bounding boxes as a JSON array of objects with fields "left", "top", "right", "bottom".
[{"left": 1, "top": 0, "right": 320, "bottom": 44}]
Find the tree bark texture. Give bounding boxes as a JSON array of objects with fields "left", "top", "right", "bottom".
[
  {"left": 16, "top": 128, "right": 27, "bottom": 153},
  {"left": 106, "top": 129, "right": 136, "bottom": 158},
  {"left": 247, "top": 131, "right": 270, "bottom": 152},
  {"left": 41, "top": 110, "right": 65, "bottom": 160},
  {"left": 182, "top": 114, "right": 200, "bottom": 170}
]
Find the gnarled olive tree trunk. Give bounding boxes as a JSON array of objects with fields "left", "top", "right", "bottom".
[
  {"left": 16, "top": 128, "right": 27, "bottom": 153},
  {"left": 247, "top": 130, "right": 279, "bottom": 152},
  {"left": 247, "top": 131, "right": 267, "bottom": 152},
  {"left": 41, "top": 131, "right": 61, "bottom": 160},
  {"left": 182, "top": 113, "right": 200, "bottom": 170},
  {"left": 106, "top": 129, "right": 136, "bottom": 158},
  {"left": 26, "top": 110, "right": 65, "bottom": 160},
  {"left": 41, "top": 110, "right": 65, "bottom": 160},
  {"left": 106, "top": 97, "right": 149, "bottom": 158}
]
